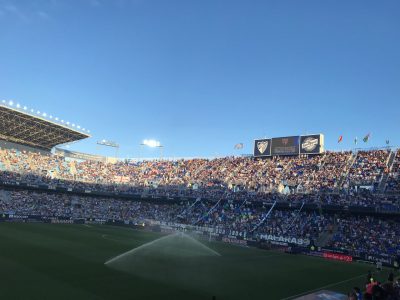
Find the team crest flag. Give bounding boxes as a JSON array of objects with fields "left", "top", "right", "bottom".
[
  {"left": 338, "top": 135, "right": 343, "bottom": 143},
  {"left": 363, "top": 133, "right": 370, "bottom": 143},
  {"left": 234, "top": 143, "right": 244, "bottom": 150}
]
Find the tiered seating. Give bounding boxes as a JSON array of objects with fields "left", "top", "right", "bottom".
[
  {"left": 347, "top": 150, "right": 390, "bottom": 186},
  {"left": 386, "top": 150, "right": 400, "bottom": 193},
  {"left": 0, "top": 147, "right": 398, "bottom": 204}
]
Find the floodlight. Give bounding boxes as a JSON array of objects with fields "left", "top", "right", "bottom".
[
  {"left": 55, "top": 117, "right": 59, "bottom": 121},
  {"left": 23, "top": 106, "right": 27, "bottom": 110},
  {"left": 1, "top": 100, "right": 5, "bottom": 103},
  {"left": 97, "top": 140, "right": 119, "bottom": 148},
  {"left": 16, "top": 104, "right": 20, "bottom": 108},
  {"left": 142, "top": 139, "right": 161, "bottom": 148},
  {"left": 42, "top": 112, "right": 47, "bottom": 117},
  {"left": 9, "top": 100, "right": 13, "bottom": 106},
  {"left": 37, "top": 110, "right": 40, "bottom": 114}
]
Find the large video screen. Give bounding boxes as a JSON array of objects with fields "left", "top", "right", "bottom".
[{"left": 271, "top": 136, "right": 300, "bottom": 156}]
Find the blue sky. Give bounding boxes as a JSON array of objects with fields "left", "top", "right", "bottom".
[{"left": 0, "top": 0, "right": 399, "bottom": 158}]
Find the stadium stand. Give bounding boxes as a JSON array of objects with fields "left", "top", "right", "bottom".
[
  {"left": 0, "top": 107, "right": 399, "bottom": 298},
  {"left": 0, "top": 148, "right": 392, "bottom": 192},
  {"left": 0, "top": 187, "right": 399, "bottom": 259},
  {"left": 1, "top": 142, "right": 400, "bottom": 299}
]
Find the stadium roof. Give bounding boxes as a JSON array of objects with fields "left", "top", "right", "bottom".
[{"left": 0, "top": 104, "right": 90, "bottom": 151}]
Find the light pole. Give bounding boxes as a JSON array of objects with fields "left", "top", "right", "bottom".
[
  {"left": 141, "top": 139, "right": 164, "bottom": 160},
  {"left": 97, "top": 140, "right": 120, "bottom": 159},
  {"left": 158, "top": 145, "right": 164, "bottom": 160}
]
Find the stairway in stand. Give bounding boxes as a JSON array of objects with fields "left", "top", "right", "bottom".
[
  {"left": 314, "top": 224, "right": 338, "bottom": 248},
  {"left": 377, "top": 150, "right": 396, "bottom": 194}
]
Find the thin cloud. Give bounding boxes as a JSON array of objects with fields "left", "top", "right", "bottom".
[
  {"left": 0, "top": 2, "right": 50, "bottom": 22},
  {"left": 90, "top": 0, "right": 101, "bottom": 7},
  {"left": 5, "top": 4, "right": 29, "bottom": 21},
  {"left": 37, "top": 10, "right": 50, "bottom": 19}
]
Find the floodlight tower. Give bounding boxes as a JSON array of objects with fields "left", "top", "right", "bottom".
[
  {"left": 140, "top": 139, "right": 164, "bottom": 160},
  {"left": 97, "top": 139, "right": 120, "bottom": 158}
]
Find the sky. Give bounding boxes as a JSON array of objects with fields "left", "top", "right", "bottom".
[{"left": 0, "top": 0, "right": 399, "bottom": 159}]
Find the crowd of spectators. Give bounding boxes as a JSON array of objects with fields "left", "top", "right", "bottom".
[
  {"left": 329, "top": 215, "right": 400, "bottom": 257},
  {"left": 0, "top": 147, "right": 398, "bottom": 206},
  {"left": 1, "top": 188, "right": 400, "bottom": 259},
  {"left": 346, "top": 150, "right": 390, "bottom": 187},
  {"left": 188, "top": 199, "right": 269, "bottom": 235},
  {"left": 0, "top": 148, "right": 360, "bottom": 195},
  {"left": 0, "top": 189, "right": 182, "bottom": 223},
  {"left": 255, "top": 210, "right": 331, "bottom": 241},
  {"left": 189, "top": 198, "right": 331, "bottom": 241}
]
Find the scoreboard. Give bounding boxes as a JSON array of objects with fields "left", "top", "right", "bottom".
[
  {"left": 271, "top": 136, "right": 300, "bottom": 156},
  {"left": 254, "top": 134, "right": 324, "bottom": 157}
]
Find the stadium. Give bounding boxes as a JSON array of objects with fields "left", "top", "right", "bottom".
[
  {"left": 1, "top": 2, "right": 400, "bottom": 300},
  {"left": 0, "top": 101, "right": 399, "bottom": 300}
]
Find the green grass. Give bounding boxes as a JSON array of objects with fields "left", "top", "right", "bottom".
[{"left": 0, "top": 223, "right": 390, "bottom": 300}]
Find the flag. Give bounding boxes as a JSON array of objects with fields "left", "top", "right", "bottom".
[
  {"left": 354, "top": 137, "right": 358, "bottom": 145},
  {"left": 386, "top": 139, "right": 390, "bottom": 145},
  {"left": 338, "top": 135, "right": 343, "bottom": 143},
  {"left": 363, "top": 133, "right": 370, "bottom": 143},
  {"left": 234, "top": 143, "right": 244, "bottom": 150}
]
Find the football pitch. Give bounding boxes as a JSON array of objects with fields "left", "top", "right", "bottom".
[{"left": 0, "top": 223, "right": 390, "bottom": 300}]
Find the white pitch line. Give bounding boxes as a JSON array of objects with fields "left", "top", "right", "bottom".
[{"left": 280, "top": 273, "right": 366, "bottom": 300}]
